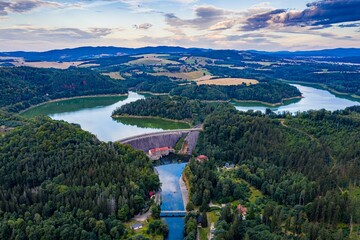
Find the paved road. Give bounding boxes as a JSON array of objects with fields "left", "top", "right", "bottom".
[{"left": 118, "top": 128, "right": 203, "bottom": 143}]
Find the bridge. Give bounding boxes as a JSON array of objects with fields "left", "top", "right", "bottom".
[
  {"left": 160, "top": 210, "right": 187, "bottom": 217},
  {"left": 117, "top": 128, "right": 202, "bottom": 153}
]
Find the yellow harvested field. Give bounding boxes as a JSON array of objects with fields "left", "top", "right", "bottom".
[
  {"left": 197, "top": 78, "right": 259, "bottom": 86},
  {"left": 101, "top": 72, "right": 124, "bottom": 80},
  {"left": 152, "top": 70, "right": 206, "bottom": 80}
]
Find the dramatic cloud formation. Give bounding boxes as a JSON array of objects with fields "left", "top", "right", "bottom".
[
  {"left": 0, "top": 0, "right": 59, "bottom": 16},
  {"left": 243, "top": 0, "right": 360, "bottom": 31},
  {"left": 0, "top": 0, "right": 359, "bottom": 51}
]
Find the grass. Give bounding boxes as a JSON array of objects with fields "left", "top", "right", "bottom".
[
  {"left": 101, "top": 72, "right": 124, "bottom": 80},
  {"left": 198, "top": 211, "right": 220, "bottom": 240},
  {"left": 197, "top": 78, "right": 259, "bottom": 86},
  {"left": 124, "top": 218, "right": 163, "bottom": 240},
  {"left": 127, "top": 57, "right": 180, "bottom": 66}
]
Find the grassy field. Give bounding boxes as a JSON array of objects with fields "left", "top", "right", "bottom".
[
  {"left": 197, "top": 78, "right": 259, "bottom": 86},
  {"left": 124, "top": 219, "right": 163, "bottom": 240},
  {"left": 152, "top": 70, "right": 208, "bottom": 80},
  {"left": 101, "top": 71, "right": 124, "bottom": 80},
  {"left": 127, "top": 57, "right": 180, "bottom": 65},
  {"left": 199, "top": 211, "right": 220, "bottom": 240}
]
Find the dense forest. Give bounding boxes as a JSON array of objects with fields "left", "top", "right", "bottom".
[
  {"left": 112, "top": 96, "right": 231, "bottom": 125},
  {"left": 0, "top": 116, "right": 160, "bottom": 239},
  {"left": 170, "top": 82, "right": 301, "bottom": 104},
  {"left": 0, "top": 67, "right": 127, "bottom": 112},
  {"left": 183, "top": 106, "right": 360, "bottom": 240}
]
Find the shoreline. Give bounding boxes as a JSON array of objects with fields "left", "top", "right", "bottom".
[
  {"left": 230, "top": 96, "right": 303, "bottom": 107},
  {"left": 112, "top": 114, "right": 192, "bottom": 125},
  {"left": 180, "top": 174, "right": 189, "bottom": 210},
  {"left": 19, "top": 93, "right": 129, "bottom": 114},
  {"left": 280, "top": 80, "right": 360, "bottom": 99}
]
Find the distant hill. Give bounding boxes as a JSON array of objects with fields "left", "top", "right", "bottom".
[
  {"left": 2, "top": 46, "right": 359, "bottom": 62},
  {"left": 0, "top": 46, "right": 201, "bottom": 61},
  {"left": 251, "top": 48, "right": 360, "bottom": 58}
]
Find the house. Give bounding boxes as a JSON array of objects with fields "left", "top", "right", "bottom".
[
  {"left": 210, "top": 223, "right": 215, "bottom": 239},
  {"left": 147, "top": 147, "right": 175, "bottom": 160},
  {"left": 237, "top": 204, "right": 248, "bottom": 220},
  {"left": 131, "top": 223, "right": 143, "bottom": 230},
  {"left": 196, "top": 155, "right": 208, "bottom": 162},
  {"left": 224, "top": 162, "right": 235, "bottom": 169}
]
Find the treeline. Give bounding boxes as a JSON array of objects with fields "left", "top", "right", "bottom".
[
  {"left": 0, "top": 67, "right": 127, "bottom": 112},
  {"left": 0, "top": 117, "right": 160, "bottom": 239},
  {"left": 185, "top": 107, "right": 360, "bottom": 239},
  {"left": 112, "top": 96, "right": 232, "bottom": 125},
  {"left": 170, "top": 82, "right": 301, "bottom": 104}
]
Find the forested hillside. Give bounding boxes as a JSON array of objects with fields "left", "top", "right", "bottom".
[
  {"left": 183, "top": 107, "right": 360, "bottom": 239},
  {"left": 170, "top": 82, "right": 301, "bottom": 104},
  {"left": 112, "top": 96, "right": 232, "bottom": 125},
  {"left": 0, "top": 67, "right": 127, "bottom": 112},
  {"left": 0, "top": 117, "right": 160, "bottom": 239}
]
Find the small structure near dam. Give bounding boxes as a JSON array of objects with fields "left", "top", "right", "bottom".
[
  {"left": 148, "top": 147, "right": 175, "bottom": 160},
  {"left": 118, "top": 128, "right": 202, "bottom": 159}
]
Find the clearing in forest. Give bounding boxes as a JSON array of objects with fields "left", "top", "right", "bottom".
[
  {"left": 197, "top": 78, "right": 259, "bottom": 86},
  {"left": 101, "top": 72, "right": 124, "bottom": 80}
]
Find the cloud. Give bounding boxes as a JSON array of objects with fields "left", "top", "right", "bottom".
[
  {"left": 165, "top": 5, "right": 232, "bottom": 29},
  {"left": 133, "top": 23, "right": 152, "bottom": 30},
  {"left": 338, "top": 23, "right": 360, "bottom": 28},
  {"left": 0, "top": 0, "right": 60, "bottom": 16},
  {"left": 0, "top": 27, "right": 112, "bottom": 41},
  {"left": 242, "top": 0, "right": 360, "bottom": 31}
]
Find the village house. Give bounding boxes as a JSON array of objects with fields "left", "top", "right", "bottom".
[
  {"left": 196, "top": 155, "right": 208, "bottom": 162},
  {"left": 237, "top": 204, "right": 248, "bottom": 220},
  {"left": 147, "top": 146, "right": 175, "bottom": 160},
  {"left": 131, "top": 223, "right": 143, "bottom": 230}
]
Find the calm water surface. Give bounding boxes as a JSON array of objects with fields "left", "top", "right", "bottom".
[
  {"left": 234, "top": 84, "right": 360, "bottom": 113},
  {"left": 156, "top": 163, "right": 187, "bottom": 240},
  {"left": 22, "top": 92, "right": 190, "bottom": 142}
]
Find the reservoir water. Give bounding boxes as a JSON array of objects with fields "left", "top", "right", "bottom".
[
  {"left": 234, "top": 84, "right": 360, "bottom": 113},
  {"left": 21, "top": 84, "right": 360, "bottom": 239},
  {"left": 22, "top": 91, "right": 191, "bottom": 142}
]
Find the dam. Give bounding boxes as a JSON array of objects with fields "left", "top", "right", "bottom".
[{"left": 117, "top": 128, "right": 202, "bottom": 155}]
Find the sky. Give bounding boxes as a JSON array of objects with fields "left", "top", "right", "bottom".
[{"left": 0, "top": 0, "right": 359, "bottom": 51}]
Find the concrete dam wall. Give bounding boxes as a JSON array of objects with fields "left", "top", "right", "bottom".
[{"left": 120, "top": 131, "right": 187, "bottom": 152}]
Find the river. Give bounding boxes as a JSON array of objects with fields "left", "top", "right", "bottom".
[
  {"left": 156, "top": 163, "right": 187, "bottom": 240},
  {"left": 21, "top": 84, "right": 360, "bottom": 239}
]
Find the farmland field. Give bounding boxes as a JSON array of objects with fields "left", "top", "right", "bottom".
[{"left": 197, "top": 78, "right": 259, "bottom": 86}]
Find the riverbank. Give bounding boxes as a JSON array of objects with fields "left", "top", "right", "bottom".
[
  {"left": 180, "top": 175, "right": 189, "bottom": 210},
  {"left": 19, "top": 93, "right": 129, "bottom": 114},
  {"left": 112, "top": 114, "right": 192, "bottom": 126}
]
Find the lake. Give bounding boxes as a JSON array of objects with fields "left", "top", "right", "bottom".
[
  {"left": 234, "top": 84, "right": 360, "bottom": 113},
  {"left": 21, "top": 92, "right": 191, "bottom": 142}
]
